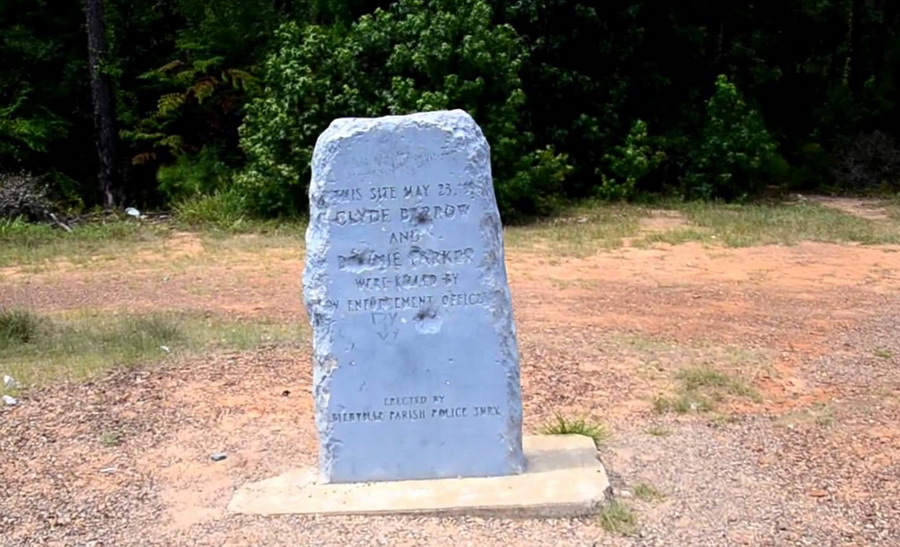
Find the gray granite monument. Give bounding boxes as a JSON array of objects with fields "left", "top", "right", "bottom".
[{"left": 303, "top": 110, "right": 525, "bottom": 483}]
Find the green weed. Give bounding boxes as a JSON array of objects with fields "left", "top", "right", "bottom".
[
  {"left": 645, "top": 425, "right": 673, "bottom": 437},
  {"left": 874, "top": 348, "right": 894, "bottom": 359},
  {"left": 633, "top": 482, "right": 665, "bottom": 502},
  {"left": 540, "top": 414, "right": 609, "bottom": 446},
  {"left": 654, "top": 366, "right": 759, "bottom": 414},
  {"left": 599, "top": 501, "right": 638, "bottom": 536},
  {"left": 100, "top": 430, "right": 123, "bottom": 447}
]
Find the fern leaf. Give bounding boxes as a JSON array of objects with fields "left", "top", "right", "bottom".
[
  {"left": 191, "top": 79, "right": 217, "bottom": 103},
  {"left": 223, "top": 68, "right": 259, "bottom": 91},
  {"left": 158, "top": 93, "right": 186, "bottom": 116},
  {"left": 156, "top": 134, "right": 185, "bottom": 153},
  {"left": 157, "top": 60, "right": 186, "bottom": 73},
  {"left": 193, "top": 56, "right": 225, "bottom": 73},
  {"left": 132, "top": 152, "right": 157, "bottom": 165}
]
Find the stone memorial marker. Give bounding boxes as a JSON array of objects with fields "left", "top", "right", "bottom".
[{"left": 304, "top": 110, "right": 525, "bottom": 483}]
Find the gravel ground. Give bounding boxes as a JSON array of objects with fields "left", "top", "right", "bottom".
[{"left": 1, "top": 240, "right": 899, "bottom": 546}]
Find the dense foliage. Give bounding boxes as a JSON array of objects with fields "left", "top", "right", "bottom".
[{"left": 2, "top": 0, "right": 899, "bottom": 219}]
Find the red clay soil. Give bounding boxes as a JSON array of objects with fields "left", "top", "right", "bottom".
[{"left": 1, "top": 237, "right": 899, "bottom": 546}]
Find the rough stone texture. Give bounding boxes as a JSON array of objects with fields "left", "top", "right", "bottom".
[
  {"left": 304, "top": 110, "right": 524, "bottom": 484},
  {"left": 227, "top": 435, "right": 610, "bottom": 517}
]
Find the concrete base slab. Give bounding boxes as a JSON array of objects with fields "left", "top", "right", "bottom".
[{"left": 227, "top": 435, "right": 611, "bottom": 518}]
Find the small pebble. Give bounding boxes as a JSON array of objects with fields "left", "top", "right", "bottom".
[
  {"left": 210, "top": 452, "right": 227, "bottom": 462},
  {"left": 2, "top": 395, "right": 17, "bottom": 406},
  {"left": 160, "top": 345, "right": 171, "bottom": 353},
  {"left": 3, "top": 374, "right": 16, "bottom": 389}
]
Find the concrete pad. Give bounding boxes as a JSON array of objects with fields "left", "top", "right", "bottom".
[{"left": 227, "top": 435, "right": 611, "bottom": 518}]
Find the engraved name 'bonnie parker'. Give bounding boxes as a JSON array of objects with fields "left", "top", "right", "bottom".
[
  {"left": 337, "top": 247, "right": 475, "bottom": 271},
  {"left": 304, "top": 110, "right": 525, "bottom": 483}
]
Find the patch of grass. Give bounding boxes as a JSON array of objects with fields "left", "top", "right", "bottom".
[
  {"left": 654, "top": 366, "right": 759, "bottom": 414},
  {"left": 805, "top": 403, "right": 837, "bottom": 428},
  {"left": 174, "top": 193, "right": 307, "bottom": 242},
  {"left": 0, "top": 309, "right": 308, "bottom": 389},
  {"left": 118, "top": 315, "right": 184, "bottom": 345},
  {"left": 677, "top": 367, "right": 735, "bottom": 390},
  {"left": 645, "top": 425, "right": 672, "bottom": 437},
  {"left": 172, "top": 191, "right": 247, "bottom": 228},
  {"left": 633, "top": 482, "right": 665, "bottom": 502},
  {"left": 814, "top": 407, "right": 836, "bottom": 427},
  {"left": 100, "top": 430, "right": 123, "bottom": 447},
  {"left": 608, "top": 332, "right": 677, "bottom": 352},
  {"left": 886, "top": 198, "right": 900, "bottom": 222},
  {"left": 0, "top": 308, "right": 43, "bottom": 348},
  {"left": 677, "top": 367, "right": 759, "bottom": 400},
  {"left": 637, "top": 227, "right": 712, "bottom": 247},
  {"left": 540, "top": 414, "right": 609, "bottom": 446},
  {"left": 506, "top": 199, "right": 900, "bottom": 254},
  {"left": 0, "top": 217, "right": 169, "bottom": 267},
  {"left": 652, "top": 392, "right": 715, "bottom": 414},
  {"left": 674, "top": 201, "right": 900, "bottom": 247},
  {"left": 710, "top": 413, "right": 740, "bottom": 426},
  {"left": 0, "top": 214, "right": 304, "bottom": 272},
  {"left": 874, "top": 348, "right": 894, "bottom": 359},
  {"left": 599, "top": 501, "right": 638, "bottom": 536},
  {"left": 775, "top": 403, "right": 836, "bottom": 429},
  {"left": 198, "top": 228, "right": 305, "bottom": 256},
  {"left": 504, "top": 202, "right": 644, "bottom": 256}
]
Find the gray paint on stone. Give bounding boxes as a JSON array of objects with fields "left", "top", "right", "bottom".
[{"left": 304, "top": 110, "right": 525, "bottom": 483}]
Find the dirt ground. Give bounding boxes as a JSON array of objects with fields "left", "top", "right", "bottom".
[{"left": 2, "top": 209, "right": 900, "bottom": 546}]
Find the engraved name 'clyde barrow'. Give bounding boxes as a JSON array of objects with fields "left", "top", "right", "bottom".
[{"left": 304, "top": 110, "right": 525, "bottom": 483}]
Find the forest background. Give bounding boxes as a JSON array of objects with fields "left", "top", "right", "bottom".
[{"left": 2, "top": 0, "right": 899, "bottom": 222}]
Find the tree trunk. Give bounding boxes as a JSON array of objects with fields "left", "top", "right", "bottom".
[
  {"left": 843, "top": 0, "right": 865, "bottom": 95},
  {"left": 848, "top": 0, "right": 865, "bottom": 96},
  {"left": 84, "top": 0, "right": 118, "bottom": 209},
  {"left": 875, "top": 0, "right": 898, "bottom": 75}
]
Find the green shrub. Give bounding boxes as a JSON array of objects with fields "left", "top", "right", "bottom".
[
  {"left": 235, "top": 23, "right": 368, "bottom": 217},
  {"left": 596, "top": 120, "right": 665, "bottom": 201},
  {"left": 0, "top": 96, "right": 68, "bottom": 164},
  {"left": 173, "top": 190, "right": 246, "bottom": 226},
  {"left": 499, "top": 147, "right": 572, "bottom": 221},
  {"left": 237, "top": 0, "right": 570, "bottom": 219},
  {"left": 682, "top": 75, "right": 778, "bottom": 201},
  {"left": 157, "top": 145, "right": 234, "bottom": 202},
  {"left": 791, "top": 141, "right": 832, "bottom": 190}
]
